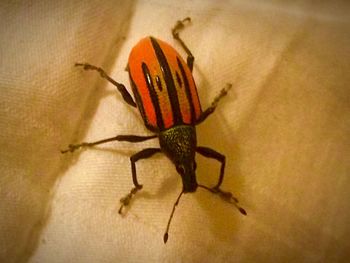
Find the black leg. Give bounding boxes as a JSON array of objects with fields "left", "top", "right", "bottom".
[
  {"left": 196, "top": 146, "right": 225, "bottom": 189},
  {"left": 119, "top": 148, "right": 161, "bottom": 214},
  {"left": 75, "top": 63, "right": 137, "bottom": 107},
  {"left": 197, "top": 184, "right": 246, "bottom": 215},
  {"left": 61, "top": 134, "right": 157, "bottom": 153},
  {"left": 196, "top": 83, "right": 232, "bottom": 124},
  {"left": 129, "top": 148, "right": 161, "bottom": 188},
  {"left": 172, "top": 17, "right": 195, "bottom": 71},
  {"left": 196, "top": 146, "right": 247, "bottom": 215}
]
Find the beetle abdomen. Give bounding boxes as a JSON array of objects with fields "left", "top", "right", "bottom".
[{"left": 128, "top": 37, "right": 202, "bottom": 132}]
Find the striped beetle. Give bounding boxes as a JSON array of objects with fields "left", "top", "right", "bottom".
[{"left": 62, "top": 18, "right": 246, "bottom": 243}]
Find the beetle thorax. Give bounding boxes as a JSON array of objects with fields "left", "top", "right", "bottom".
[{"left": 159, "top": 125, "right": 196, "bottom": 163}]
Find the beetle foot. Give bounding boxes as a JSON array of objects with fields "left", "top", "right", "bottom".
[
  {"left": 61, "top": 143, "right": 86, "bottom": 154},
  {"left": 211, "top": 187, "right": 247, "bottom": 215},
  {"left": 118, "top": 186, "right": 142, "bottom": 214},
  {"left": 75, "top": 63, "right": 109, "bottom": 79},
  {"left": 211, "top": 187, "right": 239, "bottom": 204},
  {"left": 172, "top": 17, "right": 191, "bottom": 38},
  {"left": 211, "top": 83, "right": 232, "bottom": 109},
  {"left": 75, "top": 62, "right": 94, "bottom": 70}
]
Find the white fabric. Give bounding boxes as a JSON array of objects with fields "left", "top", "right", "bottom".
[{"left": 1, "top": 0, "right": 349, "bottom": 262}]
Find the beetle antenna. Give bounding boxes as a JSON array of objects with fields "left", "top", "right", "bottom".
[{"left": 163, "top": 190, "right": 184, "bottom": 243}]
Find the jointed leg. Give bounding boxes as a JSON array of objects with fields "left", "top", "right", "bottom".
[
  {"left": 119, "top": 148, "right": 161, "bottom": 214},
  {"left": 196, "top": 83, "right": 232, "bottom": 124},
  {"left": 196, "top": 146, "right": 226, "bottom": 189},
  {"left": 61, "top": 134, "right": 157, "bottom": 153},
  {"left": 196, "top": 146, "right": 246, "bottom": 215},
  {"left": 129, "top": 148, "right": 161, "bottom": 188},
  {"left": 75, "top": 63, "right": 137, "bottom": 107},
  {"left": 172, "top": 17, "right": 195, "bottom": 71}
]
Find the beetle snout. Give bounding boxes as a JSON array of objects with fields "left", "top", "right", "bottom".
[
  {"left": 177, "top": 166, "right": 198, "bottom": 193},
  {"left": 182, "top": 179, "right": 198, "bottom": 193},
  {"left": 176, "top": 162, "right": 198, "bottom": 193}
]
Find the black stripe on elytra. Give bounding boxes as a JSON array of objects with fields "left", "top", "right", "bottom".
[
  {"left": 175, "top": 71, "right": 182, "bottom": 88},
  {"left": 142, "top": 62, "right": 164, "bottom": 129},
  {"left": 129, "top": 73, "right": 157, "bottom": 132},
  {"left": 177, "top": 57, "right": 196, "bottom": 124},
  {"left": 150, "top": 37, "right": 182, "bottom": 125},
  {"left": 155, "top": 75, "right": 163, "bottom": 91}
]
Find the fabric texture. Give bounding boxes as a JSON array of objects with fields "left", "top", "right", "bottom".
[{"left": 1, "top": 0, "right": 349, "bottom": 262}]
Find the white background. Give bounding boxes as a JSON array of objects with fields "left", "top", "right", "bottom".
[{"left": 1, "top": 0, "right": 349, "bottom": 262}]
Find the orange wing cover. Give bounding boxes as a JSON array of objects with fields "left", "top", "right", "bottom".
[{"left": 128, "top": 37, "right": 202, "bottom": 132}]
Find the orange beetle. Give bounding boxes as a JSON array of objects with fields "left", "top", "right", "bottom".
[{"left": 62, "top": 18, "right": 246, "bottom": 243}]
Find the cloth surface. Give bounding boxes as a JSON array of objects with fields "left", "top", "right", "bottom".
[{"left": 1, "top": 0, "right": 349, "bottom": 262}]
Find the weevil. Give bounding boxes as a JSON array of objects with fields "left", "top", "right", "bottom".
[{"left": 62, "top": 17, "right": 246, "bottom": 243}]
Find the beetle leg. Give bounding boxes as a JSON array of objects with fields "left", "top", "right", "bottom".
[
  {"left": 196, "top": 83, "right": 232, "bottom": 124},
  {"left": 196, "top": 146, "right": 247, "bottom": 215},
  {"left": 172, "top": 17, "right": 195, "bottom": 71},
  {"left": 198, "top": 184, "right": 247, "bottom": 215},
  {"left": 75, "top": 62, "right": 137, "bottom": 107},
  {"left": 118, "top": 148, "right": 161, "bottom": 214},
  {"left": 61, "top": 135, "right": 157, "bottom": 153},
  {"left": 129, "top": 148, "right": 161, "bottom": 188},
  {"left": 196, "top": 146, "right": 226, "bottom": 189}
]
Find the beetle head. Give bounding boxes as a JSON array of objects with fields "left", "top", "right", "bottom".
[{"left": 159, "top": 125, "right": 198, "bottom": 193}]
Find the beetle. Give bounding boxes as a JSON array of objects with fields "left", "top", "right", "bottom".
[{"left": 62, "top": 17, "right": 246, "bottom": 243}]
